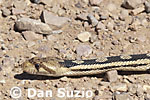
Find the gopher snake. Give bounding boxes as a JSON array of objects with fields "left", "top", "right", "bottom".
[{"left": 21, "top": 53, "right": 150, "bottom": 77}]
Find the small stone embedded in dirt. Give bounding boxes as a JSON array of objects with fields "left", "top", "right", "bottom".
[
  {"left": 130, "top": 5, "right": 145, "bottom": 15},
  {"left": 96, "top": 22, "right": 106, "bottom": 30},
  {"left": 27, "top": 41, "right": 36, "bottom": 48},
  {"left": 60, "top": 76, "right": 68, "bottom": 82},
  {"left": 38, "top": 0, "right": 53, "bottom": 6},
  {"left": 87, "top": 14, "right": 98, "bottom": 27},
  {"left": 119, "top": 9, "right": 129, "bottom": 20},
  {"left": 77, "top": 31, "right": 91, "bottom": 42},
  {"left": 22, "top": 31, "right": 43, "bottom": 41},
  {"left": 89, "top": 0, "right": 103, "bottom": 6},
  {"left": 46, "top": 35, "right": 57, "bottom": 41},
  {"left": 15, "top": 17, "right": 52, "bottom": 34},
  {"left": 136, "top": 84, "right": 144, "bottom": 97},
  {"left": 12, "top": 8, "right": 25, "bottom": 15},
  {"left": 122, "top": 0, "right": 143, "bottom": 9},
  {"left": 111, "top": 83, "right": 128, "bottom": 92},
  {"left": 76, "top": 44, "right": 93, "bottom": 57},
  {"left": 106, "top": 70, "right": 118, "bottom": 82},
  {"left": 0, "top": 79, "right": 6, "bottom": 84},
  {"left": 143, "top": 85, "right": 150, "bottom": 93},
  {"left": 13, "top": 0, "right": 28, "bottom": 9},
  {"left": 37, "top": 45, "right": 51, "bottom": 53},
  {"left": 107, "top": 3, "right": 117, "bottom": 12},
  {"left": 51, "top": 30, "right": 63, "bottom": 34},
  {"left": 41, "top": 10, "right": 71, "bottom": 27},
  {"left": 145, "top": 1, "right": 150, "bottom": 13},
  {"left": 92, "top": 96, "right": 101, "bottom": 100},
  {"left": 30, "top": 0, "right": 40, "bottom": 3},
  {"left": 1, "top": 8, "right": 11, "bottom": 17},
  {"left": 106, "top": 21, "right": 114, "bottom": 31},
  {"left": 114, "top": 93, "right": 131, "bottom": 100}
]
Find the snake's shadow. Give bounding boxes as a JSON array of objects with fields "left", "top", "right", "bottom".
[
  {"left": 14, "top": 72, "right": 60, "bottom": 80},
  {"left": 14, "top": 71, "right": 149, "bottom": 80}
]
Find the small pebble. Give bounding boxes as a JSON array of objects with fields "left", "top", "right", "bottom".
[
  {"left": 87, "top": 14, "right": 98, "bottom": 27},
  {"left": 89, "top": 0, "right": 103, "bottom": 6},
  {"left": 77, "top": 31, "right": 91, "bottom": 42},
  {"left": 60, "top": 76, "right": 68, "bottom": 82},
  {"left": 107, "top": 3, "right": 116, "bottom": 12},
  {"left": 145, "top": 1, "right": 150, "bottom": 13},
  {"left": 115, "top": 93, "right": 131, "bottom": 100},
  {"left": 122, "top": 0, "right": 143, "bottom": 9},
  {"left": 0, "top": 79, "right": 6, "bottom": 84},
  {"left": 106, "top": 70, "right": 118, "bottom": 82},
  {"left": 111, "top": 83, "right": 128, "bottom": 92},
  {"left": 2, "top": 8, "right": 11, "bottom": 17},
  {"left": 96, "top": 22, "right": 106, "bottom": 30},
  {"left": 76, "top": 44, "right": 93, "bottom": 57}
]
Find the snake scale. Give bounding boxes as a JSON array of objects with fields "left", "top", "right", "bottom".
[{"left": 21, "top": 53, "right": 150, "bottom": 77}]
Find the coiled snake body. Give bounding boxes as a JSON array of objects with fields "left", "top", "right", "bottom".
[{"left": 21, "top": 53, "right": 150, "bottom": 77}]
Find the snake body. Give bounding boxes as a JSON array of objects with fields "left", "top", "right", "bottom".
[{"left": 21, "top": 53, "right": 150, "bottom": 77}]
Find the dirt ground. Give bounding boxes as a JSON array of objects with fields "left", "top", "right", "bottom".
[{"left": 1, "top": 0, "right": 150, "bottom": 100}]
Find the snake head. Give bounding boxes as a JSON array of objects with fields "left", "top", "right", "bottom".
[
  {"left": 21, "top": 57, "right": 69, "bottom": 76},
  {"left": 21, "top": 60, "right": 38, "bottom": 74}
]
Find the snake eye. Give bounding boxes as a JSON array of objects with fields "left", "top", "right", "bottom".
[{"left": 35, "top": 64, "right": 40, "bottom": 70}]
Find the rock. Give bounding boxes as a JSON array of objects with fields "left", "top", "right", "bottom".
[
  {"left": 60, "top": 76, "right": 68, "bottom": 82},
  {"left": 83, "top": 22, "right": 89, "bottom": 27},
  {"left": 119, "top": 10, "right": 129, "bottom": 21},
  {"left": 122, "top": 0, "right": 143, "bottom": 9},
  {"left": 27, "top": 41, "right": 36, "bottom": 47},
  {"left": 30, "top": 0, "right": 40, "bottom": 3},
  {"left": 105, "top": 70, "right": 118, "bottom": 82},
  {"left": 76, "top": 44, "right": 93, "bottom": 57},
  {"left": 15, "top": 18, "right": 52, "bottom": 34},
  {"left": 0, "top": 79, "right": 5, "bottom": 84},
  {"left": 128, "top": 84, "right": 137, "bottom": 94},
  {"left": 136, "top": 84, "right": 144, "bottom": 97},
  {"left": 115, "top": 93, "right": 131, "bottom": 100},
  {"left": 143, "top": 85, "right": 150, "bottom": 93},
  {"left": 107, "top": 3, "right": 117, "bottom": 12},
  {"left": 13, "top": 0, "right": 27, "bottom": 9},
  {"left": 47, "top": 35, "right": 57, "bottom": 41},
  {"left": 96, "top": 22, "right": 106, "bottom": 30},
  {"left": 25, "top": 0, "right": 31, "bottom": 5},
  {"left": 22, "top": 31, "right": 43, "bottom": 41},
  {"left": 92, "top": 96, "right": 101, "bottom": 100},
  {"left": 130, "top": 5, "right": 145, "bottom": 15},
  {"left": 12, "top": 8, "right": 25, "bottom": 15},
  {"left": 111, "top": 83, "right": 128, "bottom": 92},
  {"left": 77, "top": 31, "right": 91, "bottom": 42},
  {"left": 2, "top": 8, "right": 11, "bottom": 17},
  {"left": 41, "top": 10, "right": 71, "bottom": 27},
  {"left": 141, "top": 19, "right": 148, "bottom": 27},
  {"left": 87, "top": 14, "right": 98, "bottom": 27},
  {"left": 37, "top": 45, "right": 51, "bottom": 53},
  {"left": 99, "top": 81, "right": 110, "bottom": 87},
  {"left": 106, "top": 21, "right": 114, "bottom": 31},
  {"left": 38, "top": 0, "right": 53, "bottom": 6},
  {"left": 89, "top": 0, "right": 103, "bottom": 6},
  {"left": 145, "top": 1, "right": 150, "bottom": 13},
  {"left": 57, "top": 9, "right": 65, "bottom": 16},
  {"left": 51, "top": 30, "right": 63, "bottom": 34}
]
